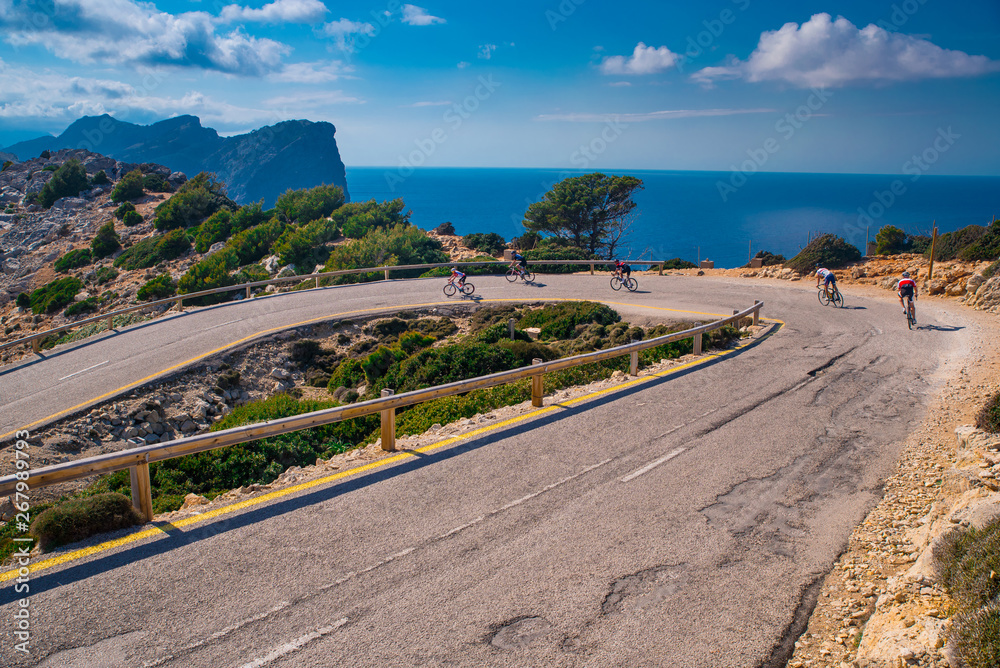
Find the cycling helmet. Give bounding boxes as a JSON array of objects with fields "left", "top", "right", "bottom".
[{"left": 902, "top": 271, "right": 910, "bottom": 278}]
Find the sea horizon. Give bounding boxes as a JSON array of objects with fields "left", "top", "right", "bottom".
[{"left": 345, "top": 166, "right": 1000, "bottom": 269}]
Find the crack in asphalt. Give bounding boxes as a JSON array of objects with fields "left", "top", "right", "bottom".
[{"left": 756, "top": 573, "right": 826, "bottom": 668}]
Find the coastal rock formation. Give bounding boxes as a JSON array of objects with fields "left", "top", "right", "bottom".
[{"left": 4, "top": 115, "right": 349, "bottom": 207}]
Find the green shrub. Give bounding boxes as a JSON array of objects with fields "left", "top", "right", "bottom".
[
  {"left": 332, "top": 199, "right": 409, "bottom": 239},
  {"left": 114, "top": 201, "right": 135, "bottom": 220},
  {"left": 518, "top": 301, "right": 620, "bottom": 340},
  {"left": 524, "top": 245, "right": 596, "bottom": 273},
  {"left": 54, "top": 248, "right": 92, "bottom": 273},
  {"left": 16, "top": 292, "right": 30, "bottom": 309},
  {"left": 137, "top": 274, "right": 177, "bottom": 301},
  {"left": 785, "top": 234, "right": 862, "bottom": 273},
  {"left": 228, "top": 218, "right": 285, "bottom": 266},
  {"left": 233, "top": 263, "right": 269, "bottom": 285},
  {"left": 399, "top": 330, "right": 435, "bottom": 354},
  {"left": 663, "top": 257, "right": 699, "bottom": 269},
  {"left": 65, "top": 296, "right": 99, "bottom": 317},
  {"left": 290, "top": 339, "right": 322, "bottom": 363},
  {"left": 875, "top": 225, "right": 909, "bottom": 255},
  {"left": 982, "top": 259, "right": 1000, "bottom": 281},
  {"left": 374, "top": 342, "right": 519, "bottom": 397},
  {"left": 177, "top": 248, "right": 239, "bottom": 305},
  {"left": 230, "top": 201, "right": 269, "bottom": 233},
  {"left": 111, "top": 169, "right": 145, "bottom": 203},
  {"left": 275, "top": 184, "right": 345, "bottom": 224},
  {"left": 1, "top": 160, "right": 12, "bottom": 172},
  {"left": 976, "top": 393, "right": 1000, "bottom": 433},
  {"left": 949, "top": 602, "right": 1000, "bottom": 668},
  {"left": 142, "top": 173, "right": 173, "bottom": 193},
  {"left": 153, "top": 172, "right": 235, "bottom": 230},
  {"left": 30, "top": 492, "right": 143, "bottom": 551},
  {"left": 462, "top": 232, "right": 506, "bottom": 256},
  {"left": 323, "top": 224, "right": 448, "bottom": 283},
  {"left": 94, "top": 266, "right": 118, "bottom": 285},
  {"left": 113, "top": 229, "right": 191, "bottom": 270},
  {"left": 90, "top": 221, "right": 121, "bottom": 259},
  {"left": 960, "top": 220, "right": 1000, "bottom": 262},
  {"left": 744, "top": 252, "right": 782, "bottom": 268},
  {"left": 122, "top": 210, "right": 143, "bottom": 227},
  {"left": 930, "top": 225, "right": 987, "bottom": 261},
  {"left": 194, "top": 209, "right": 232, "bottom": 253},
  {"left": 37, "top": 159, "right": 89, "bottom": 208},
  {"left": 28, "top": 276, "right": 82, "bottom": 314},
  {"left": 272, "top": 217, "right": 339, "bottom": 269},
  {"left": 908, "top": 235, "right": 932, "bottom": 255},
  {"left": 91, "top": 170, "right": 109, "bottom": 186},
  {"left": 328, "top": 358, "right": 366, "bottom": 391}
]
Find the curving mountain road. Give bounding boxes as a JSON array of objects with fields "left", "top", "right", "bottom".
[{"left": 0, "top": 274, "right": 977, "bottom": 667}]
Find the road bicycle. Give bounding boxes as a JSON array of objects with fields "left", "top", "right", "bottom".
[
  {"left": 610, "top": 273, "right": 638, "bottom": 292},
  {"left": 904, "top": 297, "right": 917, "bottom": 330},
  {"left": 817, "top": 284, "right": 844, "bottom": 308},
  {"left": 443, "top": 280, "right": 475, "bottom": 297},
  {"left": 505, "top": 266, "right": 534, "bottom": 283}
]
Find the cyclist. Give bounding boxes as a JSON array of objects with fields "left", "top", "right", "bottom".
[
  {"left": 614, "top": 259, "right": 631, "bottom": 281},
  {"left": 897, "top": 270, "right": 917, "bottom": 319},
  {"left": 509, "top": 251, "right": 527, "bottom": 276},
  {"left": 815, "top": 265, "right": 836, "bottom": 297},
  {"left": 448, "top": 266, "right": 466, "bottom": 289}
]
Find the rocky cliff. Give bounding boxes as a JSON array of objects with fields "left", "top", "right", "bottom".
[{"left": 4, "top": 115, "right": 349, "bottom": 207}]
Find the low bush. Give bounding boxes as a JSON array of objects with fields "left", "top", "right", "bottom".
[
  {"left": 662, "top": 257, "right": 699, "bottom": 269},
  {"left": 744, "top": 252, "right": 783, "bottom": 268},
  {"left": 177, "top": 248, "right": 239, "bottom": 305},
  {"left": 64, "top": 296, "right": 99, "bottom": 317},
  {"left": 90, "top": 221, "right": 121, "bottom": 259},
  {"left": 959, "top": 220, "right": 1000, "bottom": 262},
  {"left": 30, "top": 492, "right": 143, "bottom": 551},
  {"left": 54, "top": 248, "right": 92, "bottom": 273},
  {"left": 111, "top": 169, "right": 144, "bottom": 203},
  {"left": 153, "top": 172, "right": 235, "bottom": 231},
  {"left": 976, "top": 393, "right": 1000, "bottom": 433},
  {"left": 323, "top": 224, "right": 448, "bottom": 284},
  {"left": 930, "top": 225, "right": 987, "bottom": 261},
  {"left": 333, "top": 199, "right": 409, "bottom": 239},
  {"left": 233, "top": 264, "right": 269, "bottom": 285},
  {"left": 122, "top": 210, "right": 143, "bottom": 227},
  {"left": 518, "top": 301, "right": 620, "bottom": 340},
  {"left": 91, "top": 170, "right": 109, "bottom": 186},
  {"left": 229, "top": 218, "right": 285, "bottom": 266},
  {"left": 785, "top": 234, "right": 862, "bottom": 273},
  {"left": 114, "top": 201, "right": 136, "bottom": 220},
  {"left": 137, "top": 274, "right": 177, "bottom": 301},
  {"left": 16, "top": 292, "right": 30, "bottom": 309},
  {"left": 142, "top": 173, "right": 173, "bottom": 193},
  {"left": 272, "top": 216, "right": 338, "bottom": 269},
  {"left": 37, "top": 159, "right": 89, "bottom": 208},
  {"left": 94, "top": 266, "right": 119, "bottom": 285},
  {"left": 113, "top": 229, "right": 191, "bottom": 270},
  {"left": 875, "top": 225, "right": 909, "bottom": 255},
  {"left": 935, "top": 517, "right": 1000, "bottom": 667},
  {"left": 194, "top": 209, "right": 232, "bottom": 253},
  {"left": 230, "top": 201, "right": 270, "bottom": 233},
  {"left": 28, "top": 276, "right": 82, "bottom": 314},
  {"left": 275, "top": 184, "right": 345, "bottom": 224},
  {"left": 462, "top": 232, "right": 506, "bottom": 257}
]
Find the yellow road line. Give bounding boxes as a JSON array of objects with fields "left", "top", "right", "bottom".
[
  {"left": 0, "top": 319, "right": 780, "bottom": 582},
  {"left": 2, "top": 297, "right": 746, "bottom": 439}
]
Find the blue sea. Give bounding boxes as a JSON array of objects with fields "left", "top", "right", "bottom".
[{"left": 345, "top": 167, "right": 1000, "bottom": 269}]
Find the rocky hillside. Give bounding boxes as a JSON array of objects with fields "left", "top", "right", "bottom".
[{"left": 3, "top": 115, "right": 349, "bottom": 208}]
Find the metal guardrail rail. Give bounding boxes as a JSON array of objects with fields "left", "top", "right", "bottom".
[
  {"left": 0, "top": 300, "right": 764, "bottom": 521},
  {"left": 1, "top": 259, "right": 674, "bottom": 354}
]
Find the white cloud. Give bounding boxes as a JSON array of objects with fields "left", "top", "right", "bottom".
[
  {"left": 403, "top": 101, "right": 452, "bottom": 107},
  {"left": 693, "top": 13, "right": 1000, "bottom": 88},
  {"left": 457, "top": 61, "right": 470, "bottom": 69},
  {"left": 264, "top": 90, "right": 363, "bottom": 107},
  {"left": 478, "top": 44, "right": 497, "bottom": 60},
  {"left": 320, "top": 18, "right": 376, "bottom": 52},
  {"left": 0, "top": 0, "right": 289, "bottom": 76},
  {"left": 219, "top": 0, "right": 327, "bottom": 24},
  {"left": 600, "top": 43, "right": 680, "bottom": 75},
  {"left": 271, "top": 61, "right": 352, "bottom": 84},
  {"left": 535, "top": 108, "right": 775, "bottom": 123},
  {"left": 402, "top": 5, "right": 445, "bottom": 26}
]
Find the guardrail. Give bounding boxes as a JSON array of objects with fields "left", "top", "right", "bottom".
[
  {"left": 0, "top": 300, "right": 764, "bottom": 521},
  {"left": 1, "top": 258, "right": 675, "bottom": 354}
]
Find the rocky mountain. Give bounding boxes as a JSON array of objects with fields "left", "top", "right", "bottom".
[
  {"left": 0, "top": 152, "right": 16, "bottom": 165},
  {"left": 4, "top": 115, "right": 349, "bottom": 207}
]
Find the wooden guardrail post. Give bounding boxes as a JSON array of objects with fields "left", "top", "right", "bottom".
[
  {"left": 246, "top": 286, "right": 251, "bottom": 299},
  {"left": 630, "top": 350, "right": 639, "bottom": 376},
  {"left": 590, "top": 263, "right": 594, "bottom": 275},
  {"left": 130, "top": 462, "right": 153, "bottom": 522},
  {"left": 32, "top": 338, "right": 39, "bottom": 353},
  {"left": 107, "top": 315, "right": 114, "bottom": 330},
  {"left": 315, "top": 277, "right": 320, "bottom": 288},
  {"left": 658, "top": 263, "right": 664, "bottom": 276},
  {"left": 509, "top": 318, "right": 516, "bottom": 340},
  {"left": 753, "top": 300, "right": 761, "bottom": 326},
  {"left": 693, "top": 332, "right": 703, "bottom": 355},
  {"left": 380, "top": 389, "right": 396, "bottom": 451},
  {"left": 384, "top": 268, "right": 390, "bottom": 281},
  {"left": 531, "top": 358, "right": 544, "bottom": 407}
]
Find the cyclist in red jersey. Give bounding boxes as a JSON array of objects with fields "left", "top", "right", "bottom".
[{"left": 896, "top": 271, "right": 917, "bottom": 317}]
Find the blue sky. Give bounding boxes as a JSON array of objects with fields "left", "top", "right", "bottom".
[{"left": 0, "top": 0, "right": 998, "bottom": 175}]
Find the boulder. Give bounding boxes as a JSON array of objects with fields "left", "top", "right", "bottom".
[{"left": 180, "top": 493, "right": 210, "bottom": 510}]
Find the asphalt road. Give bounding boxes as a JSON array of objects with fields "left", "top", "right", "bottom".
[{"left": 0, "top": 274, "right": 976, "bottom": 667}]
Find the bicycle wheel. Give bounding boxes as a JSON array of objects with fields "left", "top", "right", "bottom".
[
  {"left": 832, "top": 289, "right": 844, "bottom": 308},
  {"left": 817, "top": 288, "right": 830, "bottom": 306},
  {"left": 505, "top": 269, "right": 518, "bottom": 283},
  {"left": 610, "top": 277, "right": 622, "bottom": 291},
  {"left": 907, "top": 305, "right": 915, "bottom": 329},
  {"left": 443, "top": 283, "right": 456, "bottom": 297},
  {"left": 522, "top": 271, "right": 534, "bottom": 283},
  {"left": 461, "top": 282, "right": 475, "bottom": 295},
  {"left": 626, "top": 277, "right": 638, "bottom": 292}
]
